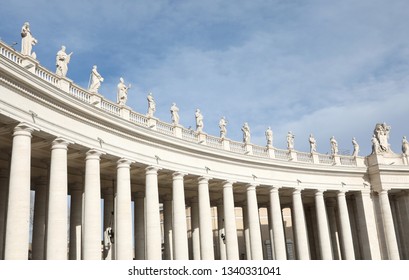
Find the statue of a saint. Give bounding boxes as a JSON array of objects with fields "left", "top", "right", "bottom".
[
  {"left": 170, "top": 103, "right": 180, "bottom": 125},
  {"left": 88, "top": 65, "right": 104, "bottom": 93},
  {"left": 374, "top": 123, "right": 391, "bottom": 153},
  {"left": 287, "top": 131, "right": 295, "bottom": 150},
  {"left": 330, "top": 136, "right": 338, "bottom": 155},
  {"left": 55, "top": 46, "right": 73, "bottom": 77},
  {"left": 371, "top": 134, "right": 380, "bottom": 154},
  {"left": 146, "top": 93, "right": 156, "bottom": 118},
  {"left": 309, "top": 134, "right": 317, "bottom": 153},
  {"left": 242, "top": 122, "right": 251, "bottom": 144},
  {"left": 117, "top": 77, "right": 131, "bottom": 106},
  {"left": 219, "top": 117, "right": 227, "bottom": 138},
  {"left": 195, "top": 109, "right": 204, "bottom": 132},
  {"left": 402, "top": 136, "right": 409, "bottom": 156},
  {"left": 21, "top": 22, "right": 37, "bottom": 57},
  {"left": 352, "top": 137, "right": 359, "bottom": 157},
  {"left": 265, "top": 127, "right": 273, "bottom": 147},
  {"left": 103, "top": 226, "right": 114, "bottom": 260}
]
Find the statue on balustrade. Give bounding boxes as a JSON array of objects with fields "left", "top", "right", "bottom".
[
  {"left": 117, "top": 77, "right": 131, "bottom": 106},
  {"left": 330, "top": 136, "right": 338, "bottom": 155},
  {"left": 265, "top": 127, "right": 273, "bottom": 147},
  {"left": 195, "top": 109, "right": 204, "bottom": 132},
  {"left": 219, "top": 117, "right": 227, "bottom": 138},
  {"left": 88, "top": 65, "right": 104, "bottom": 93},
  {"left": 287, "top": 131, "right": 294, "bottom": 150},
  {"left": 402, "top": 136, "right": 409, "bottom": 156},
  {"left": 21, "top": 22, "right": 37, "bottom": 58},
  {"left": 373, "top": 123, "right": 391, "bottom": 153},
  {"left": 352, "top": 137, "right": 359, "bottom": 157},
  {"left": 371, "top": 134, "right": 380, "bottom": 154},
  {"left": 170, "top": 103, "right": 180, "bottom": 125},
  {"left": 242, "top": 122, "right": 251, "bottom": 144},
  {"left": 309, "top": 134, "right": 317, "bottom": 153},
  {"left": 55, "top": 46, "right": 73, "bottom": 77},
  {"left": 146, "top": 93, "right": 156, "bottom": 118}
]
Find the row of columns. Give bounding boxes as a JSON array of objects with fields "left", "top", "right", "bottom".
[{"left": 0, "top": 122, "right": 405, "bottom": 260}]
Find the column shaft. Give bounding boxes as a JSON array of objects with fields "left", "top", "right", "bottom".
[
  {"left": 69, "top": 185, "right": 83, "bottom": 260},
  {"left": 0, "top": 170, "right": 8, "bottom": 259},
  {"left": 4, "top": 124, "right": 34, "bottom": 260},
  {"left": 172, "top": 172, "right": 189, "bottom": 259},
  {"left": 337, "top": 190, "right": 355, "bottom": 260},
  {"left": 223, "top": 181, "right": 239, "bottom": 259},
  {"left": 198, "top": 177, "right": 214, "bottom": 260},
  {"left": 46, "top": 138, "right": 70, "bottom": 259},
  {"left": 242, "top": 205, "right": 251, "bottom": 260},
  {"left": 145, "top": 166, "right": 161, "bottom": 259},
  {"left": 82, "top": 149, "right": 103, "bottom": 260},
  {"left": 163, "top": 198, "right": 173, "bottom": 260},
  {"left": 379, "top": 189, "right": 400, "bottom": 260},
  {"left": 246, "top": 184, "right": 263, "bottom": 260},
  {"left": 134, "top": 193, "right": 145, "bottom": 260},
  {"left": 314, "top": 190, "right": 332, "bottom": 259},
  {"left": 217, "top": 203, "right": 226, "bottom": 260},
  {"left": 31, "top": 179, "right": 47, "bottom": 260},
  {"left": 190, "top": 199, "right": 201, "bottom": 260},
  {"left": 292, "top": 188, "right": 310, "bottom": 260},
  {"left": 269, "top": 186, "right": 287, "bottom": 259}
]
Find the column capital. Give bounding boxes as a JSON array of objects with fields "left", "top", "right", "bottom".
[
  {"left": 314, "top": 189, "right": 327, "bottom": 196},
  {"left": 292, "top": 187, "right": 304, "bottom": 194},
  {"left": 51, "top": 137, "right": 73, "bottom": 150},
  {"left": 268, "top": 185, "right": 280, "bottom": 193},
  {"left": 222, "top": 180, "right": 235, "bottom": 188},
  {"left": 172, "top": 171, "right": 186, "bottom": 179},
  {"left": 198, "top": 176, "right": 211, "bottom": 184},
  {"left": 13, "top": 122, "right": 38, "bottom": 137},
  {"left": 85, "top": 149, "right": 105, "bottom": 160},
  {"left": 245, "top": 183, "right": 258, "bottom": 191},
  {"left": 379, "top": 188, "right": 391, "bottom": 194},
  {"left": 145, "top": 165, "right": 160, "bottom": 174},
  {"left": 117, "top": 158, "right": 134, "bottom": 168}
]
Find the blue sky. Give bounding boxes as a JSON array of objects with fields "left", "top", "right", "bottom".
[{"left": 1, "top": 0, "right": 409, "bottom": 155}]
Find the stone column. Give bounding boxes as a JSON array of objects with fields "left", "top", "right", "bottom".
[
  {"left": 326, "top": 198, "right": 341, "bottom": 260},
  {"left": 82, "top": 149, "right": 104, "bottom": 260},
  {"left": 145, "top": 166, "right": 162, "bottom": 259},
  {"left": 190, "top": 198, "right": 201, "bottom": 260},
  {"left": 242, "top": 205, "right": 251, "bottom": 260},
  {"left": 292, "top": 188, "right": 310, "bottom": 260},
  {"left": 379, "top": 189, "right": 400, "bottom": 260},
  {"left": 46, "top": 138, "right": 71, "bottom": 259},
  {"left": 198, "top": 176, "right": 214, "bottom": 260},
  {"left": 314, "top": 190, "right": 332, "bottom": 259},
  {"left": 134, "top": 192, "right": 145, "bottom": 260},
  {"left": 0, "top": 169, "right": 8, "bottom": 259},
  {"left": 163, "top": 197, "right": 173, "bottom": 260},
  {"left": 31, "top": 177, "right": 48, "bottom": 260},
  {"left": 269, "top": 186, "right": 287, "bottom": 260},
  {"left": 172, "top": 172, "right": 189, "bottom": 259},
  {"left": 4, "top": 123, "right": 35, "bottom": 260},
  {"left": 223, "top": 181, "right": 239, "bottom": 259},
  {"left": 246, "top": 184, "right": 263, "bottom": 260},
  {"left": 69, "top": 183, "right": 83, "bottom": 260},
  {"left": 103, "top": 186, "right": 114, "bottom": 260},
  {"left": 216, "top": 201, "right": 226, "bottom": 260},
  {"left": 115, "top": 159, "right": 133, "bottom": 260},
  {"left": 337, "top": 190, "right": 355, "bottom": 260}
]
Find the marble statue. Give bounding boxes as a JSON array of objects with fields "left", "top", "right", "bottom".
[
  {"left": 373, "top": 123, "right": 391, "bottom": 153},
  {"left": 402, "top": 136, "right": 409, "bottom": 155},
  {"left": 117, "top": 77, "right": 131, "bottom": 106},
  {"left": 195, "top": 109, "right": 204, "bottom": 132},
  {"left": 371, "top": 134, "right": 380, "bottom": 154},
  {"left": 287, "top": 131, "right": 295, "bottom": 150},
  {"left": 170, "top": 103, "right": 180, "bottom": 125},
  {"left": 265, "top": 127, "right": 273, "bottom": 147},
  {"left": 242, "top": 122, "right": 251, "bottom": 144},
  {"left": 21, "top": 22, "right": 37, "bottom": 57},
  {"left": 103, "top": 226, "right": 114, "bottom": 259},
  {"left": 88, "top": 65, "right": 104, "bottom": 93},
  {"left": 146, "top": 93, "right": 156, "bottom": 118},
  {"left": 352, "top": 137, "right": 359, "bottom": 157},
  {"left": 330, "top": 136, "right": 338, "bottom": 155},
  {"left": 55, "top": 46, "right": 73, "bottom": 77},
  {"left": 309, "top": 134, "right": 317, "bottom": 153},
  {"left": 219, "top": 117, "right": 227, "bottom": 138}
]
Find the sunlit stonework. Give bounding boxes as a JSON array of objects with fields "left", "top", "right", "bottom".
[{"left": 0, "top": 23, "right": 408, "bottom": 260}]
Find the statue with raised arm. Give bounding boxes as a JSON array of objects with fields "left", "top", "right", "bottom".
[
  {"left": 287, "top": 131, "right": 295, "bottom": 150},
  {"left": 21, "top": 22, "right": 37, "bottom": 57},
  {"left": 402, "top": 136, "right": 409, "bottom": 156},
  {"left": 309, "top": 134, "right": 317, "bottom": 153},
  {"left": 219, "top": 117, "right": 227, "bottom": 138},
  {"left": 117, "top": 77, "right": 131, "bottom": 106},
  {"left": 265, "top": 127, "right": 273, "bottom": 147},
  {"left": 330, "top": 136, "right": 338, "bottom": 155},
  {"left": 371, "top": 134, "right": 380, "bottom": 154},
  {"left": 242, "top": 122, "right": 251, "bottom": 144},
  {"left": 195, "top": 109, "right": 204, "bottom": 132},
  {"left": 88, "top": 65, "right": 104, "bottom": 93},
  {"left": 170, "top": 103, "right": 180, "bottom": 125},
  {"left": 56, "top": 46, "right": 73, "bottom": 77},
  {"left": 352, "top": 137, "right": 359, "bottom": 157},
  {"left": 146, "top": 93, "right": 156, "bottom": 118},
  {"left": 374, "top": 123, "right": 391, "bottom": 153}
]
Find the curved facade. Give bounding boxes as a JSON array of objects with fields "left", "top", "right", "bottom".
[{"left": 1, "top": 40, "right": 409, "bottom": 260}]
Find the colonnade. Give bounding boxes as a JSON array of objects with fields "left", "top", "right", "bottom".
[{"left": 0, "top": 123, "right": 408, "bottom": 260}]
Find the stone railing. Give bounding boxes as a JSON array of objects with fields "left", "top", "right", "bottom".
[{"left": 0, "top": 40, "right": 371, "bottom": 167}]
